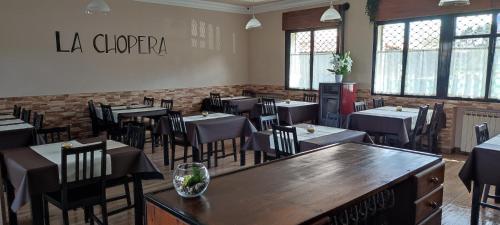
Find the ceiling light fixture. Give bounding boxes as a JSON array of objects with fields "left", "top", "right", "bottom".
[
  {"left": 438, "top": 0, "right": 470, "bottom": 7},
  {"left": 85, "top": 0, "right": 111, "bottom": 15},
  {"left": 245, "top": 5, "right": 262, "bottom": 30},
  {"left": 321, "top": 0, "right": 342, "bottom": 22}
]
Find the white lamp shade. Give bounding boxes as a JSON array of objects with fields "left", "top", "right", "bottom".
[
  {"left": 439, "top": 0, "right": 470, "bottom": 6},
  {"left": 321, "top": 6, "right": 342, "bottom": 22},
  {"left": 246, "top": 15, "right": 262, "bottom": 30},
  {"left": 86, "top": 0, "right": 111, "bottom": 14}
]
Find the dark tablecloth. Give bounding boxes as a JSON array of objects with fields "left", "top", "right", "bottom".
[
  {"left": 243, "top": 124, "right": 372, "bottom": 155},
  {"left": 348, "top": 112, "right": 412, "bottom": 145},
  {"left": 201, "top": 97, "right": 259, "bottom": 113},
  {"left": 459, "top": 135, "right": 500, "bottom": 192},
  {"left": 0, "top": 126, "right": 34, "bottom": 150},
  {"left": 160, "top": 115, "right": 257, "bottom": 146},
  {"left": 0, "top": 137, "right": 163, "bottom": 211},
  {"left": 251, "top": 101, "right": 319, "bottom": 125}
]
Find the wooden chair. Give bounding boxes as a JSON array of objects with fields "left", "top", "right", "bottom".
[
  {"left": 32, "top": 112, "right": 44, "bottom": 131},
  {"left": 37, "top": 126, "right": 71, "bottom": 145},
  {"left": 88, "top": 100, "right": 105, "bottom": 137},
  {"left": 324, "top": 112, "right": 341, "bottom": 128},
  {"left": 166, "top": 111, "right": 191, "bottom": 170},
  {"left": 143, "top": 97, "right": 155, "bottom": 107},
  {"left": 242, "top": 90, "right": 255, "bottom": 97},
  {"left": 373, "top": 98, "right": 385, "bottom": 108},
  {"left": 474, "top": 123, "right": 498, "bottom": 208},
  {"left": 272, "top": 125, "right": 299, "bottom": 159},
  {"left": 43, "top": 141, "right": 108, "bottom": 225},
  {"left": 408, "top": 105, "right": 429, "bottom": 150},
  {"left": 303, "top": 93, "right": 317, "bottom": 103},
  {"left": 260, "top": 98, "right": 278, "bottom": 116},
  {"left": 424, "top": 102, "right": 444, "bottom": 153},
  {"left": 101, "top": 104, "right": 125, "bottom": 141},
  {"left": 104, "top": 124, "right": 146, "bottom": 217},
  {"left": 259, "top": 115, "right": 280, "bottom": 131},
  {"left": 13, "top": 105, "right": 21, "bottom": 118},
  {"left": 353, "top": 101, "right": 367, "bottom": 112},
  {"left": 223, "top": 102, "right": 239, "bottom": 115},
  {"left": 160, "top": 99, "right": 174, "bottom": 110},
  {"left": 20, "top": 108, "right": 31, "bottom": 123},
  {"left": 209, "top": 93, "right": 224, "bottom": 112}
]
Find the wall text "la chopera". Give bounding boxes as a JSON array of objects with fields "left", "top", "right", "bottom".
[{"left": 55, "top": 31, "right": 167, "bottom": 56}]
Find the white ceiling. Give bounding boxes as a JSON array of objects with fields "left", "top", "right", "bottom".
[{"left": 134, "top": 0, "right": 331, "bottom": 14}]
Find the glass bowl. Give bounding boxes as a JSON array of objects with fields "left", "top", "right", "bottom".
[{"left": 173, "top": 163, "right": 210, "bottom": 198}]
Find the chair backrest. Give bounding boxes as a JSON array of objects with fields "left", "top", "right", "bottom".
[
  {"left": 242, "top": 90, "right": 255, "bottom": 97},
  {"left": 38, "top": 126, "right": 71, "bottom": 144},
  {"left": 209, "top": 93, "right": 223, "bottom": 112},
  {"left": 475, "top": 123, "right": 490, "bottom": 145},
  {"left": 303, "top": 93, "right": 317, "bottom": 103},
  {"left": 13, "top": 105, "right": 22, "bottom": 118},
  {"left": 60, "top": 141, "right": 107, "bottom": 202},
  {"left": 412, "top": 105, "right": 429, "bottom": 138},
  {"left": 100, "top": 104, "right": 115, "bottom": 125},
  {"left": 88, "top": 100, "right": 97, "bottom": 119},
  {"left": 428, "top": 102, "right": 445, "bottom": 135},
  {"left": 259, "top": 114, "right": 280, "bottom": 131},
  {"left": 324, "top": 112, "right": 341, "bottom": 128},
  {"left": 144, "top": 97, "right": 155, "bottom": 107},
  {"left": 123, "top": 124, "right": 146, "bottom": 150},
  {"left": 161, "top": 99, "right": 174, "bottom": 111},
  {"left": 224, "top": 103, "right": 239, "bottom": 115},
  {"left": 32, "top": 112, "right": 44, "bottom": 130},
  {"left": 166, "top": 111, "right": 187, "bottom": 137},
  {"left": 373, "top": 98, "right": 384, "bottom": 108},
  {"left": 261, "top": 98, "right": 278, "bottom": 116},
  {"left": 20, "top": 108, "right": 31, "bottom": 123},
  {"left": 353, "top": 101, "right": 367, "bottom": 112},
  {"left": 272, "top": 125, "right": 299, "bottom": 158}
]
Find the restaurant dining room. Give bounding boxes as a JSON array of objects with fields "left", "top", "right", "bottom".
[{"left": 2, "top": 0, "right": 500, "bottom": 224}]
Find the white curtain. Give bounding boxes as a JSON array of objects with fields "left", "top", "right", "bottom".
[
  {"left": 289, "top": 54, "right": 310, "bottom": 89},
  {"left": 490, "top": 42, "right": 500, "bottom": 99},
  {"left": 373, "top": 51, "right": 403, "bottom": 94},
  {"left": 448, "top": 44, "right": 489, "bottom": 99},
  {"left": 405, "top": 50, "right": 439, "bottom": 96},
  {"left": 313, "top": 53, "right": 336, "bottom": 90}
]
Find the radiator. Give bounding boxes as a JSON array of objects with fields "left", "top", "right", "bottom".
[{"left": 460, "top": 110, "right": 500, "bottom": 153}]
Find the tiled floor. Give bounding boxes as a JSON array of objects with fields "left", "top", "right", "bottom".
[{"left": 8, "top": 144, "right": 500, "bottom": 225}]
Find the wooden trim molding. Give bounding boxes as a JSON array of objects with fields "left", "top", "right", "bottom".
[
  {"left": 282, "top": 3, "right": 349, "bottom": 31},
  {"left": 377, "top": 0, "right": 500, "bottom": 21}
]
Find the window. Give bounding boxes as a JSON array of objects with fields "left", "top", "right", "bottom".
[
  {"left": 372, "top": 11, "right": 500, "bottom": 101},
  {"left": 286, "top": 28, "right": 338, "bottom": 90}
]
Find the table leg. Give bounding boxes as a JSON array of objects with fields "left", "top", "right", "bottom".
[
  {"left": 191, "top": 145, "right": 200, "bottom": 162},
  {"left": 254, "top": 151, "right": 261, "bottom": 165},
  {"left": 4, "top": 182, "right": 16, "bottom": 225},
  {"left": 239, "top": 136, "right": 245, "bottom": 166},
  {"left": 471, "top": 181, "right": 483, "bottom": 225},
  {"left": 133, "top": 176, "right": 144, "bottom": 225},
  {"left": 207, "top": 143, "right": 212, "bottom": 168},
  {"left": 29, "top": 194, "right": 43, "bottom": 225},
  {"left": 162, "top": 135, "right": 169, "bottom": 166}
]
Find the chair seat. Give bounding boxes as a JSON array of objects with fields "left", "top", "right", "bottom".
[{"left": 45, "top": 184, "right": 102, "bottom": 210}]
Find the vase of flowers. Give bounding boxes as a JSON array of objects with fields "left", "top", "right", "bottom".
[{"left": 327, "top": 51, "right": 353, "bottom": 83}]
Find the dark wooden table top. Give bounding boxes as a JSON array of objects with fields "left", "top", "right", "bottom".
[{"left": 146, "top": 143, "right": 442, "bottom": 225}]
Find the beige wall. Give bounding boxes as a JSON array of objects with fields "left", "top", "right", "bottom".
[
  {"left": 248, "top": 0, "right": 374, "bottom": 89},
  {"left": 0, "top": 0, "right": 249, "bottom": 97}
]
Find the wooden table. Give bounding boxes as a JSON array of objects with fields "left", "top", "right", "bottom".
[{"left": 145, "top": 143, "right": 444, "bottom": 225}]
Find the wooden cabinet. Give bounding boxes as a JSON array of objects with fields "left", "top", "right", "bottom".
[
  {"left": 318, "top": 83, "right": 357, "bottom": 126},
  {"left": 147, "top": 202, "right": 188, "bottom": 225},
  {"left": 414, "top": 162, "right": 445, "bottom": 224}
]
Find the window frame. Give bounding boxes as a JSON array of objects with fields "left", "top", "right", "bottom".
[
  {"left": 371, "top": 10, "right": 500, "bottom": 102},
  {"left": 285, "top": 27, "right": 343, "bottom": 91}
]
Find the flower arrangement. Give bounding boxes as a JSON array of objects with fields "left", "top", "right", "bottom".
[{"left": 327, "top": 51, "right": 353, "bottom": 76}]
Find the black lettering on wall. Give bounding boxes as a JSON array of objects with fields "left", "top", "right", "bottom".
[
  {"left": 116, "top": 35, "right": 128, "bottom": 53},
  {"left": 148, "top": 36, "right": 158, "bottom": 54},
  {"left": 93, "top": 34, "right": 105, "bottom": 53},
  {"left": 55, "top": 31, "right": 70, "bottom": 53},
  {"left": 138, "top": 36, "right": 147, "bottom": 54},
  {"left": 159, "top": 37, "right": 167, "bottom": 56},
  {"left": 127, "top": 35, "right": 138, "bottom": 54},
  {"left": 71, "top": 33, "right": 83, "bottom": 53}
]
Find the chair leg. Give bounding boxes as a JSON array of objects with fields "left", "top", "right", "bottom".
[
  {"left": 214, "top": 142, "right": 218, "bottom": 167},
  {"left": 482, "top": 185, "right": 491, "bottom": 205},
  {"left": 471, "top": 182, "right": 484, "bottom": 225},
  {"left": 232, "top": 139, "right": 237, "bottom": 162},
  {"left": 124, "top": 183, "right": 132, "bottom": 207},
  {"left": 221, "top": 140, "right": 226, "bottom": 158},
  {"left": 62, "top": 209, "right": 69, "bottom": 225},
  {"left": 183, "top": 146, "right": 188, "bottom": 163},
  {"left": 170, "top": 144, "right": 176, "bottom": 170},
  {"left": 101, "top": 202, "right": 108, "bottom": 225},
  {"left": 89, "top": 206, "right": 95, "bottom": 225},
  {"left": 43, "top": 197, "right": 50, "bottom": 225},
  {"left": 163, "top": 135, "right": 169, "bottom": 166},
  {"left": 207, "top": 143, "right": 212, "bottom": 168},
  {"left": 151, "top": 135, "right": 155, "bottom": 153}
]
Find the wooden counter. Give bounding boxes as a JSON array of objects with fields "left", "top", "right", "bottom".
[{"left": 145, "top": 143, "right": 443, "bottom": 225}]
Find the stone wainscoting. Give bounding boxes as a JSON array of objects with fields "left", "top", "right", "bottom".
[{"left": 3, "top": 83, "right": 499, "bottom": 154}]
